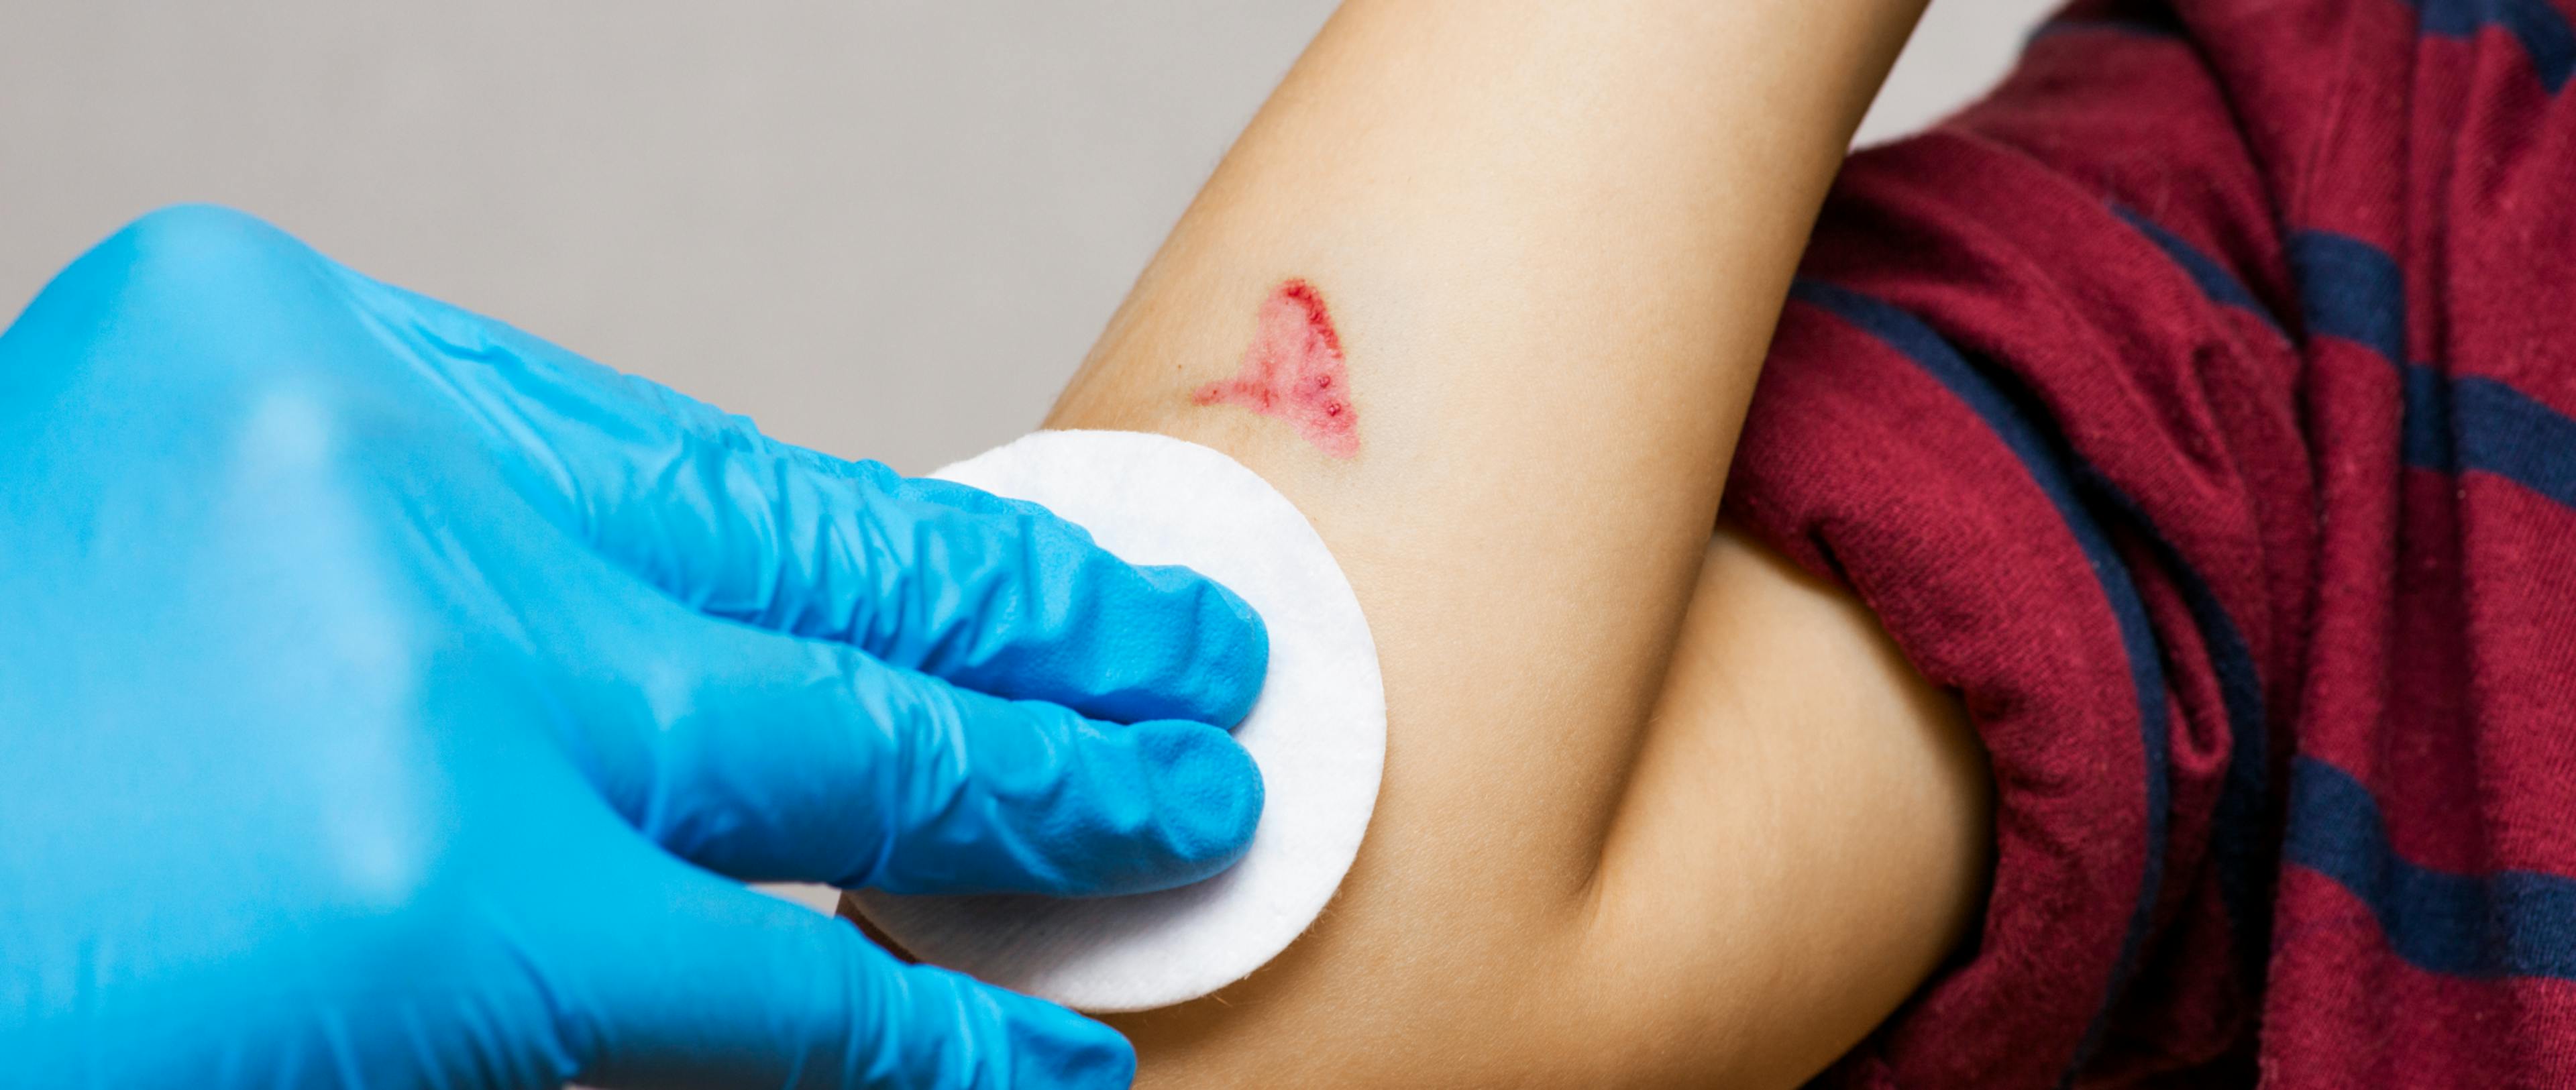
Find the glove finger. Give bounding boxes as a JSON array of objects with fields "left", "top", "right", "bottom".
[
  {"left": 559, "top": 859, "right": 1136, "bottom": 1089},
  {"left": 330, "top": 276, "right": 1265, "bottom": 728},
  {"left": 598, "top": 610, "right": 1262, "bottom": 896}
]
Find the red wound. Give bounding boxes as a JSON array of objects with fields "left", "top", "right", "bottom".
[{"left": 1191, "top": 279, "right": 1359, "bottom": 457}]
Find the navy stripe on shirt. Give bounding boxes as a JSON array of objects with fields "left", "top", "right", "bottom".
[
  {"left": 1789, "top": 278, "right": 2173, "bottom": 1087},
  {"left": 2110, "top": 205, "right": 2288, "bottom": 331},
  {"left": 2408, "top": 0, "right": 2576, "bottom": 93},
  {"left": 2032, "top": 203, "right": 2287, "bottom": 985},
  {"left": 2287, "top": 229, "right": 2576, "bottom": 510},
  {"left": 2082, "top": 478, "right": 2277, "bottom": 991},
  {"left": 2287, "top": 230, "right": 2408, "bottom": 363},
  {"left": 2285, "top": 755, "right": 2576, "bottom": 980},
  {"left": 2114, "top": 207, "right": 2576, "bottom": 983},
  {"left": 2409, "top": 368, "right": 2576, "bottom": 510}
]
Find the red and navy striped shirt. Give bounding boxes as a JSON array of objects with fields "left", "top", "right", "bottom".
[{"left": 1727, "top": 0, "right": 2576, "bottom": 1084}]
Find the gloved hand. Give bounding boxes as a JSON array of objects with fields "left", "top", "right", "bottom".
[{"left": 0, "top": 206, "right": 1267, "bottom": 1089}]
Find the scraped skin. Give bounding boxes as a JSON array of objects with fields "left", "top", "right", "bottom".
[
  {"left": 852, "top": 1, "right": 1985, "bottom": 1086},
  {"left": 1191, "top": 280, "right": 1358, "bottom": 457}
]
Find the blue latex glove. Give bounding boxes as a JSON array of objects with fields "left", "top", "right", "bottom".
[{"left": 0, "top": 206, "right": 1267, "bottom": 1089}]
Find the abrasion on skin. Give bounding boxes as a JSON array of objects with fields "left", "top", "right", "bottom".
[{"left": 1191, "top": 279, "right": 1360, "bottom": 457}]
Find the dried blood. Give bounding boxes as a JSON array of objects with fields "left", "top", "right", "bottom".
[{"left": 1191, "top": 279, "right": 1359, "bottom": 457}]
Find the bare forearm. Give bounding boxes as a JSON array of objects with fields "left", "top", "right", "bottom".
[
  {"left": 1055, "top": 0, "right": 1927, "bottom": 894},
  {"left": 1028, "top": 2, "right": 1949, "bottom": 1085}
]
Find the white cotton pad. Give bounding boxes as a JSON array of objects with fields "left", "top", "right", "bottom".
[{"left": 849, "top": 429, "right": 1387, "bottom": 1013}]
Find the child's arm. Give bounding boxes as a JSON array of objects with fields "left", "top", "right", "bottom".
[
  {"left": 964, "top": 1, "right": 1984, "bottom": 1083},
  {"left": 1055, "top": 0, "right": 1927, "bottom": 897}
]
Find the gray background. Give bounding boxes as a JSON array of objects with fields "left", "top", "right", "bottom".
[{"left": 2, "top": 1, "right": 2058, "bottom": 477}]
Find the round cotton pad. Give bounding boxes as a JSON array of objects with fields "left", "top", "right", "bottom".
[{"left": 849, "top": 429, "right": 1387, "bottom": 1013}]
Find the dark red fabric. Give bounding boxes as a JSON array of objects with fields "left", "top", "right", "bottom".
[{"left": 1723, "top": 1, "right": 2576, "bottom": 1085}]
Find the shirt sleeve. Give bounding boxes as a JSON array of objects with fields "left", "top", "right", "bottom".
[{"left": 1723, "top": 4, "right": 2313, "bottom": 1084}]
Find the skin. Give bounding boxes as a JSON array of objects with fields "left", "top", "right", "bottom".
[{"left": 852, "top": 1, "right": 1990, "bottom": 1084}]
